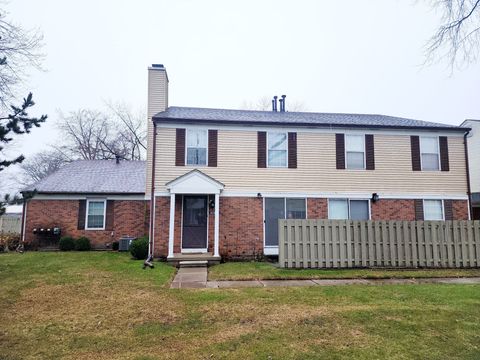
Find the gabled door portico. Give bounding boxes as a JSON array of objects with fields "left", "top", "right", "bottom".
[{"left": 165, "top": 170, "right": 224, "bottom": 260}]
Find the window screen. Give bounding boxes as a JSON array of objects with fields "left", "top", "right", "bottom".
[
  {"left": 350, "top": 200, "right": 369, "bottom": 220},
  {"left": 424, "top": 200, "right": 443, "bottom": 220},
  {"left": 420, "top": 137, "right": 439, "bottom": 171},
  {"left": 329, "top": 199, "right": 349, "bottom": 219},
  {"left": 186, "top": 129, "right": 207, "bottom": 165},
  {"left": 286, "top": 198, "right": 306, "bottom": 219},
  {"left": 346, "top": 134, "right": 365, "bottom": 169},
  {"left": 87, "top": 201, "right": 105, "bottom": 229},
  {"left": 267, "top": 132, "right": 287, "bottom": 167}
]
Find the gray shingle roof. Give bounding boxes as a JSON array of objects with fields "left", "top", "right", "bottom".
[
  {"left": 154, "top": 107, "right": 465, "bottom": 131},
  {"left": 25, "top": 160, "right": 146, "bottom": 194}
]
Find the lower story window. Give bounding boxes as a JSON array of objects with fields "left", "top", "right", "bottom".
[
  {"left": 423, "top": 199, "right": 444, "bottom": 220},
  {"left": 86, "top": 200, "right": 106, "bottom": 229},
  {"left": 328, "top": 199, "right": 369, "bottom": 220}
]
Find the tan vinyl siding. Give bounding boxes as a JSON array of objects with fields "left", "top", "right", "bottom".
[
  {"left": 146, "top": 68, "right": 168, "bottom": 195},
  {"left": 153, "top": 128, "right": 468, "bottom": 195},
  {"left": 465, "top": 121, "right": 480, "bottom": 193}
]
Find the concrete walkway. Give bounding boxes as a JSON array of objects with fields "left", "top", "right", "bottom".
[{"left": 171, "top": 268, "right": 480, "bottom": 289}]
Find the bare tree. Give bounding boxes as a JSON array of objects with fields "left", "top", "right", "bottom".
[
  {"left": 0, "top": 10, "right": 43, "bottom": 107},
  {"left": 426, "top": 0, "right": 480, "bottom": 69},
  {"left": 19, "top": 149, "right": 69, "bottom": 186},
  {"left": 240, "top": 96, "right": 308, "bottom": 112},
  {"left": 55, "top": 105, "right": 146, "bottom": 162}
]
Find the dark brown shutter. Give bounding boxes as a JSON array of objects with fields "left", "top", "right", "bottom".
[
  {"left": 444, "top": 200, "right": 453, "bottom": 220},
  {"left": 175, "top": 128, "right": 185, "bottom": 166},
  {"left": 365, "top": 134, "right": 375, "bottom": 170},
  {"left": 288, "top": 132, "right": 297, "bottom": 169},
  {"left": 77, "top": 200, "right": 86, "bottom": 230},
  {"left": 411, "top": 136, "right": 421, "bottom": 171},
  {"left": 257, "top": 131, "right": 266, "bottom": 168},
  {"left": 208, "top": 129, "right": 218, "bottom": 167},
  {"left": 439, "top": 136, "right": 449, "bottom": 171},
  {"left": 335, "top": 134, "right": 345, "bottom": 170},
  {"left": 414, "top": 199, "right": 424, "bottom": 220},
  {"left": 105, "top": 200, "right": 115, "bottom": 231}
]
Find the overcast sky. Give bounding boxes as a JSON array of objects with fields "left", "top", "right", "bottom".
[{"left": 3, "top": 0, "right": 480, "bottom": 191}]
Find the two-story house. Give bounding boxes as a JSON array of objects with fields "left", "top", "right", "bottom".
[
  {"left": 146, "top": 64, "right": 470, "bottom": 262},
  {"left": 21, "top": 64, "right": 471, "bottom": 260}
]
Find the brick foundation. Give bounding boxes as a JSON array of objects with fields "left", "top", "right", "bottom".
[
  {"left": 452, "top": 200, "right": 469, "bottom": 220},
  {"left": 25, "top": 199, "right": 149, "bottom": 248}
]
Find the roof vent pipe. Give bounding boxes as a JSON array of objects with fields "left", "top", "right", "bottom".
[
  {"left": 115, "top": 155, "right": 120, "bottom": 164},
  {"left": 279, "top": 98, "right": 283, "bottom": 112},
  {"left": 272, "top": 96, "right": 278, "bottom": 112},
  {"left": 281, "top": 95, "right": 286, "bottom": 112}
]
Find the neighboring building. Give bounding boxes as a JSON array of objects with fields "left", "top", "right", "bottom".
[
  {"left": 146, "top": 64, "right": 470, "bottom": 261},
  {"left": 22, "top": 160, "right": 148, "bottom": 248},
  {"left": 462, "top": 119, "right": 480, "bottom": 220}
]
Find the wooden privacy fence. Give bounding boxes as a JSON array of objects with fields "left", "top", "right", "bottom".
[
  {"left": 278, "top": 219, "right": 480, "bottom": 269},
  {"left": 0, "top": 215, "right": 22, "bottom": 234}
]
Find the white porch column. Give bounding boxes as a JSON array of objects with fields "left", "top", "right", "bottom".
[
  {"left": 168, "top": 193, "right": 175, "bottom": 258},
  {"left": 214, "top": 193, "right": 220, "bottom": 257}
]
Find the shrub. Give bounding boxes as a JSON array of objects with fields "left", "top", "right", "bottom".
[
  {"left": 59, "top": 236, "right": 75, "bottom": 251},
  {"left": 130, "top": 236, "right": 148, "bottom": 260},
  {"left": 112, "top": 241, "right": 119, "bottom": 251},
  {"left": 75, "top": 237, "right": 91, "bottom": 251}
]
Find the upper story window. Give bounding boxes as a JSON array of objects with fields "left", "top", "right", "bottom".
[
  {"left": 345, "top": 134, "right": 365, "bottom": 170},
  {"left": 186, "top": 129, "right": 208, "bottom": 166},
  {"left": 423, "top": 199, "right": 444, "bottom": 220},
  {"left": 420, "top": 137, "right": 440, "bottom": 171},
  {"left": 328, "top": 199, "right": 370, "bottom": 220},
  {"left": 267, "top": 132, "right": 287, "bottom": 167},
  {"left": 86, "top": 200, "right": 106, "bottom": 230}
]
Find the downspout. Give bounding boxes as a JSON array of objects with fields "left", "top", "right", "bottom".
[
  {"left": 464, "top": 129, "right": 473, "bottom": 220},
  {"left": 20, "top": 194, "right": 27, "bottom": 244},
  {"left": 148, "top": 120, "right": 158, "bottom": 257}
]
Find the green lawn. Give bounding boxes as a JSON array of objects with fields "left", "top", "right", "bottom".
[
  {"left": 208, "top": 261, "right": 480, "bottom": 281},
  {"left": 0, "top": 253, "right": 479, "bottom": 359}
]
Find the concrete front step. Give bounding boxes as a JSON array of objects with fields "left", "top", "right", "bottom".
[
  {"left": 167, "top": 253, "right": 221, "bottom": 267},
  {"left": 179, "top": 260, "right": 208, "bottom": 268}
]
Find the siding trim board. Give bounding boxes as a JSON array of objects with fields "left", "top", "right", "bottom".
[
  {"left": 152, "top": 192, "right": 470, "bottom": 200},
  {"left": 153, "top": 117, "right": 468, "bottom": 133},
  {"left": 155, "top": 122, "right": 467, "bottom": 137}
]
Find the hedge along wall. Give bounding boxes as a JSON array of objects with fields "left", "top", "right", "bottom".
[{"left": 278, "top": 219, "right": 480, "bottom": 269}]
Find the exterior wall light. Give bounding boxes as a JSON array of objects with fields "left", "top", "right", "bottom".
[{"left": 371, "top": 193, "right": 379, "bottom": 203}]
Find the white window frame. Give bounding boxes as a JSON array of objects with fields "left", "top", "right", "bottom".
[
  {"left": 345, "top": 134, "right": 366, "bottom": 170},
  {"left": 423, "top": 199, "right": 445, "bottom": 220},
  {"left": 185, "top": 128, "right": 208, "bottom": 166},
  {"left": 420, "top": 136, "right": 440, "bottom": 171},
  {"left": 85, "top": 199, "right": 107, "bottom": 230},
  {"left": 267, "top": 131, "right": 288, "bottom": 168},
  {"left": 328, "top": 198, "right": 371, "bottom": 220}
]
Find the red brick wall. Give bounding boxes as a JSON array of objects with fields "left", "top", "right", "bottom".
[
  {"left": 151, "top": 197, "right": 471, "bottom": 259},
  {"left": 452, "top": 200, "right": 469, "bottom": 220},
  {"left": 371, "top": 199, "right": 416, "bottom": 221},
  {"left": 25, "top": 199, "right": 149, "bottom": 248},
  {"left": 219, "top": 197, "right": 263, "bottom": 259},
  {"left": 307, "top": 198, "right": 328, "bottom": 219}
]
